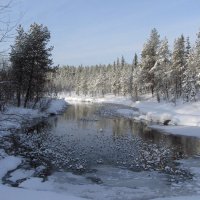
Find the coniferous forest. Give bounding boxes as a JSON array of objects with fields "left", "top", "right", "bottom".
[
  {"left": 1, "top": 27, "right": 200, "bottom": 107},
  {"left": 53, "top": 28, "right": 200, "bottom": 103}
]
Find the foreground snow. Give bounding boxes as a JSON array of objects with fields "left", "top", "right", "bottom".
[
  {"left": 1, "top": 160, "right": 200, "bottom": 200},
  {"left": 0, "top": 99, "right": 68, "bottom": 135},
  {"left": 0, "top": 98, "right": 83, "bottom": 200},
  {"left": 0, "top": 149, "right": 84, "bottom": 200},
  {"left": 154, "top": 196, "right": 200, "bottom": 200},
  {"left": 59, "top": 93, "right": 200, "bottom": 138},
  {"left": 1, "top": 148, "right": 200, "bottom": 200},
  {"left": 0, "top": 151, "right": 22, "bottom": 181},
  {"left": 0, "top": 185, "right": 84, "bottom": 200}
]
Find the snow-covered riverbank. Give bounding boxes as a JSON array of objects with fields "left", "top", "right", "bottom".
[
  {"left": 0, "top": 98, "right": 83, "bottom": 200},
  {"left": 59, "top": 93, "right": 200, "bottom": 138},
  {"left": 0, "top": 99, "right": 67, "bottom": 135}
]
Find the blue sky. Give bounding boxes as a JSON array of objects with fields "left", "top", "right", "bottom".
[{"left": 7, "top": 0, "right": 200, "bottom": 65}]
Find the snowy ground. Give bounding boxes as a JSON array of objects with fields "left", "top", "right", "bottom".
[
  {"left": 59, "top": 92, "right": 200, "bottom": 138},
  {"left": 1, "top": 149, "right": 200, "bottom": 200},
  {"left": 0, "top": 151, "right": 84, "bottom": 200},
  {"left": 0, "top": 98, "right": 67, "bottom": 135},
  {"left": 0, "top": 99, "right": 82, "bottom": 200}
]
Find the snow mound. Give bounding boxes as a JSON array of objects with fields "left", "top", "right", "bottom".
[
  {"left": 150, "top": 125, "right": 200, "bottom": 138},
  {"left": 116, "top": 109, "right": 139, "bottom": 117},
  {"left": 9, "top": 169, "right": 35, "bottom": 182},
  {"left": 0, "top": 106, "right": 42, "bottom": 131},
  {"left": 0, "top": 185, "right": 84, "bottom": 200},
  {"left": 58, "top": 92, "right": 134, "bottom": 106},
  {"left": 0, "top": 156, "right": 22, "bottom": 180},
  {"left": 153, "top": 195, "right": 200, "bottom": 200},
  {"left": 46, "top": 99, "right": 68, "bottom": 115}
]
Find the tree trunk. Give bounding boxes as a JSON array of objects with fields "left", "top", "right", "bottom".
[
  {"left": 24, "top": 64, "right": 34, "bottom": 108},
  {"left": 17, "top": 89, "right": 21, "bottom": 107}
]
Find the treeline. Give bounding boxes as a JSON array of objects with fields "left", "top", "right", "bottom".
[
  {"left": 53, "top": 28, "right": 200, "bottom": 103},
  {"left": 0, "top": 23, "right": 54, "bottom": 110}
]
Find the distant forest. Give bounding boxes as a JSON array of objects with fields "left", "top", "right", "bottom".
[{"left": 53, "top": 28, "right": 200, "bottom": 103}]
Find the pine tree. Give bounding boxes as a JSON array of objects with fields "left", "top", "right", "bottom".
[
  {"left": 132, "top": 53, "right": 138, "bottom": 69},
  {"left": 182, "top": 32, "right": 200, "bottom": 102},
  {"left": 10, "top": 23, "right": 53, "bottom": 107},
  {"left": 171, "top": 35, "right": 186, "bottom": 101},
  {"left": 182, "top": 37, "right": 192, "bottom": 102},
  {"left": 130, "top": 53, "right": 138, "bottom": 97},
  {"left": 185, "top": 37, "right": 191, "bottom": 59},
  {"left": 150, "top": 38, "right": 171, "bottom": 101},
  {"left": 140, "top": 28, "right": 160, "bottom": 95},
  {"left": 10, "top": 25, "right": 26, "bottom": 107},
  {"left": 121, "top": 56, "right": 125, "bottom": 67}
]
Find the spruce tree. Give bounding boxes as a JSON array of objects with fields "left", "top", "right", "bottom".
[
  {"left": 171, "top": 35, "right": 186, "bottom": 100},
  {"left": 10, "top": 25, "right": 26, "bottom": 107},
  {"left": 140, "top": 28, "right": 160, "bottom": 95},
  {"left": 151, "top": 38, "right": 171, "bottom": 101},
  {"left": 10, "top": 23, "right": 53, "bottom": 107}
]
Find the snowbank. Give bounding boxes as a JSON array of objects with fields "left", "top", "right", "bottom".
[
  {"left": 46, "top": 98, "right": 68, "bottom": 115},
  {"left": 0, "top": 185, "right": 85, "bottom": 200},
  {"left": 133, "top": 100, "right": 200, "bottom": 126},
  {"left": 0, "top": 106, "right": 43, "bottom": 131},
  {"left": 150, "top": 125, "right": 200, "bottom": 138},
  {"left": 0, "top": 155, "right": 22, "bottom": 180},
  {"left": 0, "top": 139, "right": 83, "bottom": 200},
  {"left": 58, "top": 92, "right": 133, "bottom": 106},
  {"left": 116, "top": 108, "right": 139, "bottom": 118},
  {"left": 153, "top": 196, "right": 200, "bottom": 200},
  {"left": 0, "top": 99, "right": 68, "bottom": 135}
]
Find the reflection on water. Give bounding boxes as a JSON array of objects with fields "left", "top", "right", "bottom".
[{"left": 51, "top": 103, "right": 200, "bottom": 157}]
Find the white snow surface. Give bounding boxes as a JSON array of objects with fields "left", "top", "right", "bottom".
[
  {"left": 0, "top": 154, "right": 22, "bottom": 180},
  {"left": 0, "top": 150, "right": 84, "bottom": 200},
  {"left": 0, "top": 185, "right": 84, "bottom": 200},
  {"left": 0, "top": 99, "right": 67, "bottom": 136},
  {"left": 0, "top": 150, "right": 22, "bottom": 186},
  {"left": 116, "top": 108, "right": 139, "bottom": 118},
  {"left": 59, "top": 92, "right": 200, "bottom": 138},
  {"left": 150, "top": 125, "right": 200, "bottom": 138},
  {"left": 153, "top": 196, "right": 200, "bottom": 200},
  {"left": 46, "top": 98, "right": 68, "bottom": 114},
  {"left": 0, "top": 106, "right": 42, "bottom": 131},
  {"left": 8, "top": 169, "right": 35, "bottom": 182}
]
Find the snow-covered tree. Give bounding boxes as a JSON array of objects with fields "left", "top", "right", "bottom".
[
  {"left": 140, "top": 28, "right": 160, "bottom": 95},
  {"left": 150, "top": 38, "right": 171, "bottom": 101},
  {"left": 171, "top": 35, "right": 186, "bottom": 101}
]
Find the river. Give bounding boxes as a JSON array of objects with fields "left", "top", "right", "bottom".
[{"left": 2, "top": 103, "right": 200, "bottom": 200}]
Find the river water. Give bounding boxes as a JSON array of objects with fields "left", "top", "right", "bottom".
[{"left": 3, "top": 103, "right": 200, "bottom": 199}]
